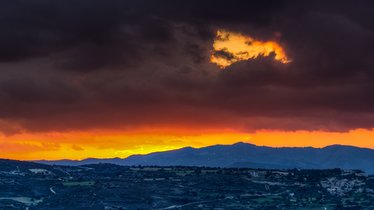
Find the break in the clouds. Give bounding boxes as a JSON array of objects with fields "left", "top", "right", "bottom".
[
  {"left": 211, "top": 30, "right": 291, "bottom": 68},
  {"left": 0, "top": 0, "right": 374, "bottom": 134}
]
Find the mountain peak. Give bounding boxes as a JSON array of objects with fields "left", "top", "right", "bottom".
[
  {"left": 323, "top": 144, "right": 357, "bottom": 149},
  {"left": 232, "top": 142, "right": 257, "bottom": 147}
]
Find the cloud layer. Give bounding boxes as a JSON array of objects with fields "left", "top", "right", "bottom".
[{"left": 0, "top": 0, "right": 374, "bottom": 134}]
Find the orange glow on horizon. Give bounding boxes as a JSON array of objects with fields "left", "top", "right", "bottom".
[
  {"left": 211, "top": 30, "right": 291, "bottom": 68},
  {"left": 1, "top": 128, "right": 374, "bottom": 161}
]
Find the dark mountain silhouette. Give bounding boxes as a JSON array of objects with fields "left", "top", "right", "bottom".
[{"left": 36, "top": 142, "right": 374, "bottom": 174}]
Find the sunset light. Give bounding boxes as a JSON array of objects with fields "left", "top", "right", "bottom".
[
  {"left": 1, "top": 1, "right": 374, "bottom": 208},
  {"left": 211, "top": 30, "right": 291, "bottom": 68}
]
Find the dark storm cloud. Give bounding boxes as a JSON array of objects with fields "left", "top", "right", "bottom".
[
  {"left": 0, "top": 0, "right": 285, "bottom": 64},
  {"left": 0, "top": 0, "right": 374, "bottom": 133}
]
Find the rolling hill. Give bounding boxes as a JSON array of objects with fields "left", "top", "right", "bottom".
[{"left": 36, "top": 142, "right": 374, "bottom": 174}]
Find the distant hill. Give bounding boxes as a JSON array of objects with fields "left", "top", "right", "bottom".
[
  {"left": 0, "top": 158, "right": 70, "bottom": 176},
  {"left": 36, "top": 142, "right": 374, "bottom": 174}
]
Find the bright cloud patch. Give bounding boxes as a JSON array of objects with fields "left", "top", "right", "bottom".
[{"left": 211, "top": 30, "right": 291, "bottom": 68}]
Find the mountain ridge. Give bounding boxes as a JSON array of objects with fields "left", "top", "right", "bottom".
[{"left": 35, "top": 142, "right": 374, "bottom": 174}]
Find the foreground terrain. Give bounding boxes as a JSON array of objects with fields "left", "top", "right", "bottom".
[{"left": 0, "top": 159, "right": 374, "bottom": 209}]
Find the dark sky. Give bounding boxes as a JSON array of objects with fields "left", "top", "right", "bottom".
[{"left": 1, "top": 0, "right": 374, "bottom": 134}]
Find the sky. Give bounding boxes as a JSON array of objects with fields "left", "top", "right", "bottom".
[{"left": 1, "top": 0, "right": 374, "bottom": 160}]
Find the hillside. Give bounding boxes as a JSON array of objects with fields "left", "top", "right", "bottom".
[{"left": 37, "top": 142, "right": 374, "bottom": 174}]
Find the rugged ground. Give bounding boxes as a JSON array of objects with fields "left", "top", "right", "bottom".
[{"left": 0, "top": 159, "right": 374, "bottom": 209}]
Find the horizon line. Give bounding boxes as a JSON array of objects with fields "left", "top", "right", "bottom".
[{"left": 29, "top": 141, "right": 369, "bottom": 162}]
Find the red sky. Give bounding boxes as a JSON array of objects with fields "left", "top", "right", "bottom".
[{"left": 2, "top": 128, "right": 374, "bottom": 160}]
